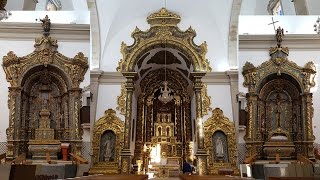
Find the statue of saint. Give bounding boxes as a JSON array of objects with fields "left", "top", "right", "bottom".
[
  {"left": 274, "top": 93, "right": 285, "bottom": 129},
  {"left": 216, "top": 137, "right": 224, "bottom": 158},
  {"left": 104, "top": 136, "right": 114, "bottom": 162}
]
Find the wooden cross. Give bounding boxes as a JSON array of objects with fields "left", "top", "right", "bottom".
[{"left": 268, "top": 17, "right": 279, "bottom": 32}]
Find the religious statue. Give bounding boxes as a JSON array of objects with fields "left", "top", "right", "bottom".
[
  {"left": 104, "top": 136, "right": 114, "bottom": 162},
  {"left": 276, "top": 27, "right": 284, "bottom": 48},
  {"left": 275, "top": 93, "right": 285, "bottom": 129},
  {"left": 215, "top": 137, "right": 224, "bottom": 158},
  {"left": 40, "top": 15, "right": 51, "bottom": 37}
]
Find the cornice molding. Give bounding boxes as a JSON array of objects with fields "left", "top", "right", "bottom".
[
  {"left": 90, "top": 70, "right": 239, "bottom": 85},
  {"left": 90, "top": 70, "right": 126, "bottom": 84},
  {"left": 0, "top": 22, "right": 90, "bottom": 41},
  {"left": 239, "top": 34, "right": 320, "bottom": 50},
  {"left": 201, "top": 71, "right": 240, "bottom": 85}
]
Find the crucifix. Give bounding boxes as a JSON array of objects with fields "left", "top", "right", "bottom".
[{"left": 268, "top": 17, "right": 279, "bottom": 32}]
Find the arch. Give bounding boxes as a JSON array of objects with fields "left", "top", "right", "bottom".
[
  {"left": 20, "top": 65, "right": 71, "bottom": 94},
  {"left": 117, "top": 8, "right": 211, "bottom": 73}
]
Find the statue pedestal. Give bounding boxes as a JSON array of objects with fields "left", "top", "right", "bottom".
[{"left": 28, "top": 109, "right": 61, "bottom": 160}]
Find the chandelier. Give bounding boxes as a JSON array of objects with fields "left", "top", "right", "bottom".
[
  {"left": 314, "top": 16, "right": 320, "bottom": 34},
  {"left": 158, "top": 39, "right": 174, "bottom": 104}
]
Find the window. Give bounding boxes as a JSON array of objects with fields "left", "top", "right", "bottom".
[
  {"left": 273, "top": 1, "right": 283, "bottom": 15},
  {"left": 268, "top": 0, "right": 285, "bottom": 16}
]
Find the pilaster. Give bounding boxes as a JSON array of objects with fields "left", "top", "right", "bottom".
[
  {"left": 191, "top": 72, "right": 208, "bottom": 175},
  {"left": 120, "top": 72, "right": 137, "bottom": 174}
]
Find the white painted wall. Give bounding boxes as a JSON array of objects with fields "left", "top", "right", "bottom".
[
  {"left": 307, "top": 0, "right": 320, "bottom": 14},
  {"left": 95, "top": 84, "right": 125, "bottom": 121},
  {"left": 239, "top": 48, "right": 320, "bottom": 143},
  {"left": 203, "top": 85, "right": 234, "bottom": 122},
  {"left": 281, "top": 0, "right": 296, "bottom": 15},
  {"left": 3, "top": 11, "right": 90, "bottom": 24},
  {"left": 239, "top": 16, "right": 319, "bottom": 35},
  {"left": 96, "top": 0, "right": 233, "bottom": 72}
]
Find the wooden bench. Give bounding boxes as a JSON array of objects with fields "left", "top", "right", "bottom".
[
  {"left": 297, "top": 154, "right": 314, "bottom": 165},
  {"left": 69, "top": 153, "right": 88, "bottom": 164},
  {"left": 269, "top": 177, "right": 320, "bottom": 180},
  {"left": 179, "top": 174, "right": 249, "bottom": 180},
  {"left": 67, "top": 175, "right": 148, "bottom": 180}
]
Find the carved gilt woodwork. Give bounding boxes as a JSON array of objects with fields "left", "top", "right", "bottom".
[
  {"left": 117, "top": 8, "right": 211, "bottom": 73},
  {"left": 2, "top": 15, "right": 88, "bottom": 160},
  {"left": 116, "top": 8, "right": 212, "bottom": 174},
  {"left": 134, "top": 69, "right": 192, "bottom": 164},
  {"left": 242, "top": 27, "right": 316, "bottom": 160},
  {"left": 204, "top": 108, "right": 238, "bottom": 175},
  {"left": 202, "top": 84, "right": 212, "bottom": 116},
  {"left": 89, "top": 109, "right": 124, "bottom": 174},
  {"left": 116, "top": 83, "right": 126, "bottom": 115}
]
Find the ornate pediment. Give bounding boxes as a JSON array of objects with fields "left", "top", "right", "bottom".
[
  {"left": 204, "top": 108, "right": 235, "bottom": 135},
  {"left": 2, "top": 15, "right": 88, "bottom": 88},
  {"left": 117, "top": 8, "right": 211, "bottom": 72},
  {"left": 242, "top": 27, "right": 316, "bottom": 93}
]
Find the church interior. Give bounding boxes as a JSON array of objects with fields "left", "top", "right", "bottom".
[{"left": 1, "top": 0, "right": 320, "bottom": 180}]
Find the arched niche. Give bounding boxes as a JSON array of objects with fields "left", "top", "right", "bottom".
[
  {"left": 2, "top": 15, "right": 88, "bottom": 160},
  {"left": 204, "top": 108, "right": 237, "bottom": 175},
  {"left": 89, "top": 109, "right": 124, "bottom": 175}
]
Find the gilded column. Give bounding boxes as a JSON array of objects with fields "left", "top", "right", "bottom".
[
  {"left": 7, "top": 87, "right": 22, "bottom": 160},
  {"left": 302, "top": 93, "right": 315, "bottom": 158},
  {"left": 245, "top": 93, "right": 259, "bottom": 157},
  {"left": 120, "top": 72, "right": 137, "bottom": 174},
  {"left": 191, "top": 72, "right": 207, "bottom": 175},
  {"left": 70, "top": 88, "right": 82, "bottom": 156}
]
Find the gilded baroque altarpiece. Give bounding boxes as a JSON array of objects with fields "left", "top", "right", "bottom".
[
  {"left": 2, "top": 15, "right": 88, "bottom": 159},
  {"left": 242, "top": 27, "right": 316, "bottom": 160}
]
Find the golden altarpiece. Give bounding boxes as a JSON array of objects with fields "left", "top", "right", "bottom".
[
  {"left": 242, "top": 27, "right": 316, "bottom": 160},
  {"left": 89, "top": 109, "right": 124, "bottom": 174},
  {"left": 204, "top": 108, "right": 237, "bottom": 175},
  {"left": 114, "top": 8, "right": 215, "bottom": 175},
  {"left": 2, "top": 15, "right": 88, "bottom": 160}
]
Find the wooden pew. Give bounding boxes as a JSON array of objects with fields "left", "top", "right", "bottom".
[
  {"left": 244, "top": 153, "right": 257, "bottom": 164},
  {"left": 179, "top": 174, "right": 247, "bottom": 180},
  {"left": 67, "top": 174, "right": 148, "bottom": 180},
  {"left": 12, "top": 153, "right": 26, "bottom": 165},
  {"left": 269, "top": 153, "right": 280, "bottom": 164},
  {"left": 0, "top": 153, "right": 6, "bottom": 164},
  {"left": 297, "top": 154, "right": 314, "bottom": 165},
  {"left": 69, "top": 153, "right": 88, "bottom": 164}
]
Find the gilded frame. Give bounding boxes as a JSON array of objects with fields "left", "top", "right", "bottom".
[
  {"left": 204, "top": 108, "right": 237, "bottom": 175},
  {"left": 116, "top": 8, "right": 211, "bottom": 73},
  {"left": 89, "top": 109, "right": 124, "bottom": 174}
]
